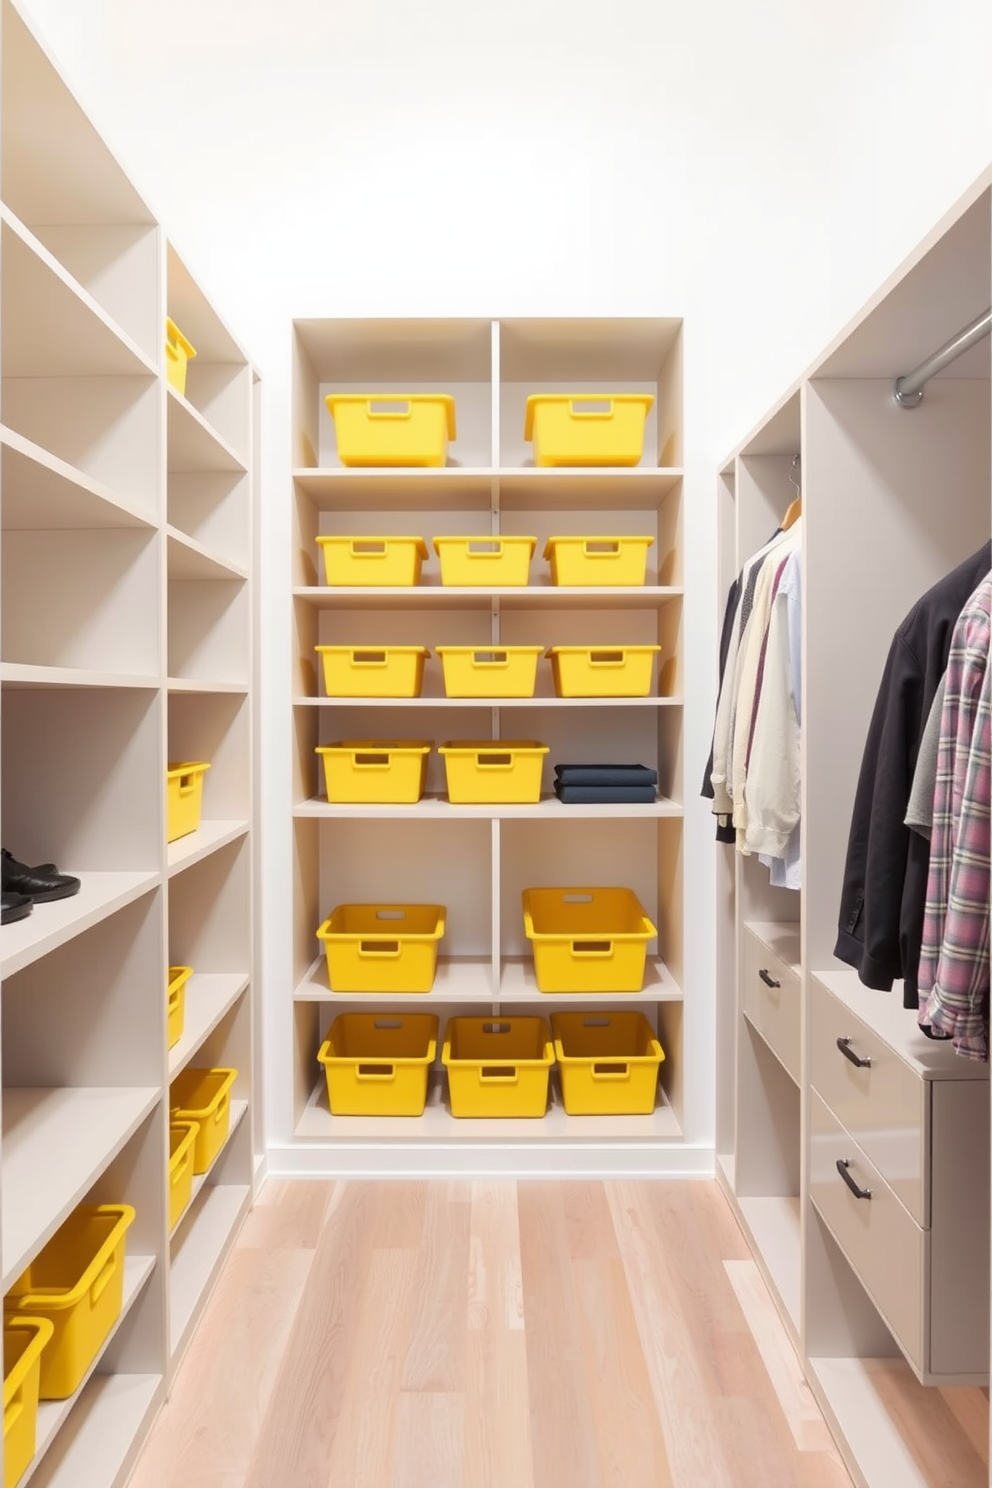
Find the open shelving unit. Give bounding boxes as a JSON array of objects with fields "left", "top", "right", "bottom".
[
  {"left": 284, "top": 318, "right": 688, "bottom": 1171},
  {"left": 0, "top": 2, "right": 260, "bottom": 1481}
]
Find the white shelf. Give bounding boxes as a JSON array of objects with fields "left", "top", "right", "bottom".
[
  {"left": 0, "top": 428, "right": 153, "bottom": 531},
  {"left": 172, "top": 1099, "right": 249, "bottom": 1230},
  {"left": 169, "top": 974, "right": 250, "bottom": 1077},
  {"left": 745, "top": 920, "right": 801, "bottom": 977},
  {"left": 294, "top": 466, "right": 683, "bottom": 512},
  {"left": 167, "top": 526, "right": 248, "bottom": 581},
  {"left": 1, "top": 871, "right": 160, "bottom": 978},
  {"left": 167, "top": 677, "right": 250, "bottom": 695},
  {"left": 2, "top": 1086, "right": 159, "bottom": 1289},
  {"left": 167, "top": 820, "right": 250, "bottom": 876},
  {"left": 295, "top": 584, "right": 682, "bottom": 611},
  {"left": 297, "top": 1070, "right": 682, "bottom": 1142},
  {"left": 0, "top": 663, "right": 158, "bottom": 690},
  {"left": 168, "top": 387, "right": 247, "bottom": 475},
  {"left": 169, "top": 1181, "right": 251, "bottom": 1361},
  {"left": 295, "top": 954, "right": 493, "bottom": 1004},
  {"left": 296, "top": 694, "right": 682, "bottom": 709},
  {"left": 736, "top": 1195, "right": 801, "bottom": 1337},
  {"left": 22, "top": 1255, "right": 156, "bottom": 1488},
  {"left": 294, "top": 793, "right": 682, "bottom": 819},
  {"left": 25, "top": 1373, "right": 162, "bottom": 1488},
  {"left": 498, "top": 955, "right": 683, "bottom": 1003}
]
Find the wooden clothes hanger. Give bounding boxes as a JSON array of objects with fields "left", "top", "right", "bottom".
[{"left": 781, "top": 454, "right": 802, "bottom": 530}]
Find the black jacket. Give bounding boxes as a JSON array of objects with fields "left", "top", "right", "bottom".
[{"left": 835, "top": 541, "right": 992, "bottom": 1006}]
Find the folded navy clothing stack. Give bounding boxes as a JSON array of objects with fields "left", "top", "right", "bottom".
[{"left": 553, "top": 763, "right": 658, "bottom": 804}]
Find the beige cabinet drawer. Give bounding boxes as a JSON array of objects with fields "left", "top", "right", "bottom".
[
  {"left": 809, "top": 1090, "right": 926, "bottom": 1377},
  {"left": 741, "top": 927, "right": 800, "bottom": 1083},
  {"left": 810, "top": 978, "right": 927, "bottom": 1223}
]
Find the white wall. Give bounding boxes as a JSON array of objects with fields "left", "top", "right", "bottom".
[{"left": 21, "top": 0, "right": 992, "bottom": 1159}]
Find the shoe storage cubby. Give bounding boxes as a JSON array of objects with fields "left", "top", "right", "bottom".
[
  {"left": 285, "top": 317, "right": 690, "bottom": 1165},
  {"left": 0, "top": 3, "right": 259, "bottom": 1481}
]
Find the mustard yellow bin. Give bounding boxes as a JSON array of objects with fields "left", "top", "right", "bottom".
[
  {"left": 168, "top": 1121, "right": 199, "bottom": 1231},
  {"left": 435, "top": 645, "right": 542, "bottom": 699},
  {"left": 315, "top": 645, "right": 429, "bottom": 699},
  {"left": 547, "top": 644, "right": 661, "bottom": 699},
  {"left": 3, "top": 1316, "right": 53, "bottom": 1488},
  {"left": 438, "top": 741, "right": 548, "bottom": 805},
  {"left": 551, "top": 1011, "right": 665, "bottom": 1115},
  {"left": 316, "top": 535, "right": 428, "bottom": 588},
  {"left": 165, "top": 317, "right": 196, "bottom": 397},
  {"left": 443, "top": 1017, "right": 554, "bottom": 1119},
  {"left": 522, "top": 887, "right": 657, "bottom": 994},
  {"left": 524, "top": 393, "right": 654, "bottom": 467},
  {"left": 544, "top": 535, "right": 654, "bottom": 587},
  {"left": 318, "top": 1013, "right": 438, "bottom": 1117},
  {"left": 170, "top": 1068, "right": 238, "bottom": 1175},
  {"left": 166, "top": 762, "right": 211, "bottom": 842},
  {"left": 167, "top": 965, "right": 193, "bottom": 1050},
  {"left": 5, "top": 1204, "right": 135, "bottom": 1401},
  {"left": 317, "top": 904, "right": 446, "bottom": 994},
  {"left": 325, "top": 394, "right": 456, "bottom": 467},
  {"left": 316, "top": 741, "right": 431, "bottom": 805},
  {"left": 433, "top": 535, "right": 536, "bottom": 587}
]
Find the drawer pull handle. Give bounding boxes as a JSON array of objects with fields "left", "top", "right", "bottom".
[
  {"left": 759, "top": 968, "right": 781, "bottom": 988},
  {"left": 836, "top": 1036, "right": 871, "bottom": 1068},
  {"left": 836, "top": 1158, "right": 871, "bottom": 1201}
]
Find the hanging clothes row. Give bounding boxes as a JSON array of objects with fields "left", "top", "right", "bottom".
[{"left": 703, "top": 481, "right": 803, "bottom": 888}]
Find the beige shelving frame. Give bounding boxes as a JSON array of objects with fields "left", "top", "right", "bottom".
[
  {"left": 717, "top": 167, "right": 992, "bottom": 1486},
  {"left": 0, "top": 3, "right": 260, "bottom": 1483},
  {"left": 288, "top": 317, "right": 691, "bottom": 1169}
]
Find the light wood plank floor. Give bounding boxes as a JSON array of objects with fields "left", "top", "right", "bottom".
[{"left": 128, "top": 1181, "right": 852, "bottom": 1488}]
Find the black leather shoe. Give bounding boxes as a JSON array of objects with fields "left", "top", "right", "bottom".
[
  {"left": 1, "top": 849, "right": 80, "bottom": 902},
  {"left": 1, "top": 891, "right": 33, "bottom": 924}
]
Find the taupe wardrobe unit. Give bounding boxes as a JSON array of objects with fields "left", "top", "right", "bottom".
[{"left": 717, "top": 168, "right": 992, "bottom": 1486}]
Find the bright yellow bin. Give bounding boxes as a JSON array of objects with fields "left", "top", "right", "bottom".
[
  {"left": 443, "top": 1017, "right": 554, "bottom": 1118},
  {"left": 6, "top": 1205, "right": 135, "bottom": 1401},
  {"left": 316, "top": 741, "right": 431, "bottom": 804},
  {"left": 524, "top": 393, "right": 654, "bottom": 467},
  {"left": 165, "top": 317, "right": 196, "bottom": 396},
  {"left": 318, "top": 1013, "right": 438, "bottom": 1116},
  {"left": 544, "top": 535, "right": 654, "bottom": 587},
  {"left": 317, "top": 904, "right": 446, "bottom": 993},
  {"left": 3, "top": 1316, "right": 53, "bottom": 1488},
  {"left": 325, "top": 394, "right": 456, "bottom": 467},
  {"left": 170, "top": 1068, "right": 238, "bottom": 1175},
  {"left": 167, "top": 965, "right": 193, "bottom": 1050},
  {"left": 168, "top": 1121, "right": 199, "bottom": 1231},
  {"left": 435, "top": 645, "right": 542, "bottom": 699},
  {"left": 522, "top": 887, "right": 657, "bottom": 994},
  {"left": 439, "top": 741, "right": 548, "bottom": 804},
  {"left": 166, "top": 762, "right": 211, "bottom": 842},
  {"left": 433, "top": 536, "right": 536, "bottom": 587},
  {"left": 316, "top": 645, "right": 429, "bottom": 698},
  {"left": 316, "top": 535, "right": 428, "bottom": 587},
  {"left": 547, "top": 644, "right": 661, "bottom": 698},
  {"left": 551, "top": 1011, "right": 665, "bottom": 1114}
]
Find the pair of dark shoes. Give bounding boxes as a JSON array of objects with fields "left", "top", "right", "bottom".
[{"left": 1, "top": 849, "right": 81, "bottom": 925}]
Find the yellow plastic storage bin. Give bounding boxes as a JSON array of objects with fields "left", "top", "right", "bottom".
[
  {"left": 544, "top": 534, "right": 654, "bottom": 587},
  {"left": 547, "top": 644, "right": 661, "bottom": 698},
  {"left": 551, "top": 1011, "right": 665, "bottom": 1115},
  {"left": 316, "top": 535, "right": 428, "bottom": 587},
  {"left": 165, "top": 317, "right": 196, "bottom": 396},
  {"left": 433, "top": 536, "right": 536, "bottom": 587},
  {"left": 166, "top": 762, "right": 211, "bottom": 842},
  {"left": 522, "top": 887, "right": 657, "bottom": 994},
  {"left": 325, "top": 394, "right": 456, "bottom": 467},
  {"left": 443, "top": 1017, "right": 554, "bottom": 1118},
  {"left": 167, "top": 965, "right": 192, "bottom": 1050},
  {"left": 316, "top": 741, "right": 431, "bottom": 804},
  {"left": 318, "top": 1013, "right": 438, "bottom": 1116},
  {"left": 3, "top": 1316, "right": 53, "bottom": 1488},
  {"left": 317, "top": 904, "right": 446, "bottom": 993},
  {"left": 5, "top": 1205, "right": 135, "bottom": 1401},
  {"left": 524, "top": 393, "right": 654, "bottom": 467},
  {"left": 438, "top": 741, "right": 548, "bottom": 804},
  {"left": 435, "top": 645, "right": 542, "bottom": 699},
  {"left": 316, "top": 645, "right": 429, "bottom": 698},
  {"left": 170, "top": 1068, "right": 238, "bottom": 1175},
  {"left": 168, "top": 1121, "right": 199, "bottom": 1231}
]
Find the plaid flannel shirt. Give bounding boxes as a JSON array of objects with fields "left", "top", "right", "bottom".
[{"left": 918, "top": 575, "right": 992, "bottom": 1060}]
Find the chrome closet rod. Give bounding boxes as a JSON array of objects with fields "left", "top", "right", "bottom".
[{"left": 894, "top": 306, "right": 992, "bottom": 407}]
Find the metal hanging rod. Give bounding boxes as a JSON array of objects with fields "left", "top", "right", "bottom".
[{"left": 894, "top": 307, "right": 992, "bottom": 408}]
